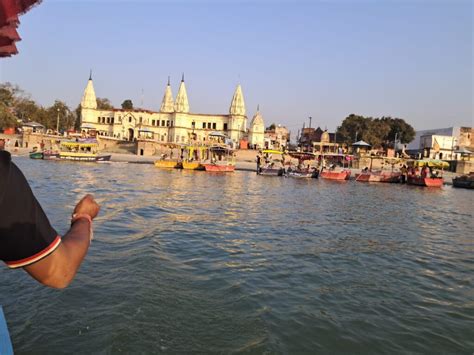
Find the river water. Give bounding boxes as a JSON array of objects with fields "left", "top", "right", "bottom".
[{"left": 1, "top": 157, "right": 473, "bottom": 354}]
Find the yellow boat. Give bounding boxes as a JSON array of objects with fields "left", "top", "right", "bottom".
[
  {"left": 154, "top": 160, "right": 180, "bottom": 169},
  {"left": 182, "top": 161, "right": 205, "bottom": 170},
  {"left": 181, "top": 145, "right": 207, "bottom": 170}
]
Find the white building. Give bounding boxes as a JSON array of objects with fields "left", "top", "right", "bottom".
[{"left": 80, "top": 74, "right": 263, "bottom": 146}]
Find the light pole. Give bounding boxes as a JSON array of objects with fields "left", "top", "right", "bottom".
[
  {"left": 56, "top": 108, "right": 60, "bottom": 135},
  {"left": 309, "top": 116, "right": 312, "bottom": 129}
]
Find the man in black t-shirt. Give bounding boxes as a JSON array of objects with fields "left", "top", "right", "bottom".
[{"left": 0, "top": 149, "right": 100, "bottom": 288}]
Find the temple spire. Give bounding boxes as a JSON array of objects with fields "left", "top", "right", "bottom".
[
  {"left": 160, "top": 77, "right": 175, "bottom": 113},
  {"left": 81, "top": 73, "right": 97, "bottom": 109},
  {"left": 229, "top": 84, "right": 246, "bottom": 116},
  {"left": 174, "top": 76, "right": 189, "bottom": 113}
]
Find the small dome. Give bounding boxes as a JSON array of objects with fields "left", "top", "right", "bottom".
[
  {"left": 321, "top": 130, "right": 330, "bottom": 143},
  {"left": 251, "top": 111, "right": 264, "bottom": 128}
]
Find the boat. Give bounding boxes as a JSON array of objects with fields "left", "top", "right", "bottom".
[
  {"left": 29, "top": 151, "right": 43, "bottom": 159},
  {"left": 320, "top": 169, "right": 351, "bottom": 180},
  {"left": 59, "top": 141, "right": 111, "bottom": 162},
  {"left": 42, "top": 149, "right": 61, "bottom": 160},
  {"left": 407, "top": 175, "right": 444, "bottom": 187},
  {"left": 406, "top": 159, "right": 447, "bottom": 188},
  {"left": 355, "top": 157, "right": 401, "bottom": 183},
  {"left": 452, "top": 173, "right": 474, "bottom": 189},
  {"left": 203, "top": 145, "right": 235, "bottom": 172},
  {"left": 258, "top": 149, "right": 285, "bottom": 176},
  {"left": 355, "top": 170, "right": 401, "bottom": 183},
  {"left": 154, "top": 160, "right": 180, "bottom": 169},
  {"left": 286, "top": 152, "right": 319, "bottom": 178},
  {"left": 181, "top": 145, "right": 206, "bottom": 170}
]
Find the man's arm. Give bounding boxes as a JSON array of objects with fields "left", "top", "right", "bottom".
[{"left": 23, "top": 195, "right": 100, "bottom": 289}]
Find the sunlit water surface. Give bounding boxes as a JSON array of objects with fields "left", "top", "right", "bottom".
[{"left": 1, "top": 158, "right": 473, "bottom": 354}]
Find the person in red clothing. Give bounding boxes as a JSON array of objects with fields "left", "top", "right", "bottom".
[{"left": 0, "top": 148, "right": 100, "bottom": 288}]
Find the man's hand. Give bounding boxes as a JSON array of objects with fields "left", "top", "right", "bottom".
[{"left": 73, "top": 194, "right": 100, "bottom": 220}]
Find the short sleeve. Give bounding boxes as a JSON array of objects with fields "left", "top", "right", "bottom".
[{"left": 0, "top": 153, "right": 61, "bottom": 268}]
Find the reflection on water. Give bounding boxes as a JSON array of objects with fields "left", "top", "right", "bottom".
[{"left": 1, "top": 158, "right": 473, "bottom": 353}]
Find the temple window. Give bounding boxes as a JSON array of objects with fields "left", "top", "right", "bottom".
[
  {"left": 207, "top": 122, "right": 212, "bottom": 129},
  {"left": 97, "top": 117, "right": 100, "bottom": 123},
  {"left": 139, "top": 117, "right": 143, "bottom": 123},
  {"left": 129, "top": 117, "right": 132, "bottom": 123},
  {"left": 181, "top": 136, "right": 185, "bottom": 142},
  {"left": 166, "top": 120, "right": 170, "bottom": 127},
  {"left": 202, "top": 122, "right": 206, "bottom": 129},
  {"left": 224, "top": 123, "right": 228, "bottom": 130},
  {"left": 162, "top": 120, "right": 165, "bottom": 126},
  {"left": 212, "top": 123, "right": 216, "bottom": 129},
  {"left": 152, "top": 120, "right": 156, "bottom": 126},
  {"left": 111, "top": 117, "right": 114, "bottom": 124}
]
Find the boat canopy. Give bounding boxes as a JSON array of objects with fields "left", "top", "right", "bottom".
[
  {"left": 414, "top": 159, "right": 449, "bottom": 168},
  {"left": 209, "top": 132, "right": 227, "bottom": 138}
]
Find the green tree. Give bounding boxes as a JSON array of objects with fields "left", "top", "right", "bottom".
[
  {"left": 266, "top": 123, "right": 276, "bottom": 131},
  {"left": 336, "top": 114, "right": 370, "bottom": 145},
  {"left": 0, "top": 104, "right": 17, "bottom": 130},
  {"left": 47, "top": 100, "right": 74, "bottom": 132},
  {"left": 121, "top": 99, "right": 133, "bottom": 110},
  {"left": 74, "top": 104, "right": 82, "bottom": 131},
  {"left": 97, "top": 97, "right": 114, "bottom": 110}
]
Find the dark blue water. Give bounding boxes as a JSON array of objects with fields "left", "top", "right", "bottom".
[{"left": 1, "top": 157, "right": 473, "bottom": 354}]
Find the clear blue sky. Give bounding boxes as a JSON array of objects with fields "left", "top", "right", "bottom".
[{"left": 1, "top": 0, "right": 472, "bottom": 133}]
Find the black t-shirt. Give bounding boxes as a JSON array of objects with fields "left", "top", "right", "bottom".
[{"left": 0, "top": 151, "right": 60, "bottom": 268}]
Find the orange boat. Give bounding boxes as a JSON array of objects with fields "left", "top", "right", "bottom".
[
  {"left": 407, "top": 175, "right": 444, "bottom": 187},
  {"left": 320, "top": 169, "right": 351, "bottom": 180},
  {"left": 355, "top": 171, "right": 401, "bottom": 183},
  {"left": 203, "top": 163, "right": 235, "bottom": 172}
]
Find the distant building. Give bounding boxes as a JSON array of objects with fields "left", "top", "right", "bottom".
[
  {"left": 407, "top": 126, "right": 473, "bottom": 159},
  {"left": 22, "top": 121, "right": 45, "bottom": 133},
  {"left": 299, "top": 127, "right": 339, "bottom": 153},
  {"left": 80, "top": 74, "right": 255, "bottom": 146},
  {"left": 264, "top": 125, "right": 290, "bottom": 150},
  {"left": 248, "top": 107, "right": 265, "bottom": 149}
]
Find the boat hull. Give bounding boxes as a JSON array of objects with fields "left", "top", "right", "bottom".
[
  {"left": 59, "top": 153, "right": 97, "bottom": 162},
  {"left": 259, "top": 168, "right": 284, "bottom": 176},
  {"left": 182, "top": 161, "right": 205, "bottom": 170},
  {"left": 29, "top": 152, "right": 43, "bottom": 159},
  {"left": 407, "top": 176, "right": 444, "bottom": 187},
  {"left": 287, "top": 170, "right": 319, "bottom": 178},
  {"left": 320, "top": 170, "right": 351, "bottom": 180},
  {"left": 42, "top": 152, "right": 60, "bottom": 160},
  {"left": 452, "top": 177, "right": 474, "bottom": 189},
  {"left": 154, "top": 160, "right": 180, "bottom": 169},
  {"left": 355, "top": 171, "right": 401, "bottom": 183},
  {"left": 203, "top": 164, "right": 235, "bottom": 172},
  {"left": 96, "top": 155, "right": 112, "bottom": 162}
]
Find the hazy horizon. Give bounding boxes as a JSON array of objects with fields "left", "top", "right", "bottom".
[{"left": 1, "top": 0, "right": 472, "bottom": 133}]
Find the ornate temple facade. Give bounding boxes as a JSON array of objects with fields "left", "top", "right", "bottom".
[{"left": 80, "top": 74, "right": 264, "bottom": 147}]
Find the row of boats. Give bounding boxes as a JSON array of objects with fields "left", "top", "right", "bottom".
[{"left": 256, "top": 151, "right": 473, "bottom": 189}]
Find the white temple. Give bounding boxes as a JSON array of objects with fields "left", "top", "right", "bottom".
[{"left": 79, "top": 74, "right": 264, "bottom": 148}]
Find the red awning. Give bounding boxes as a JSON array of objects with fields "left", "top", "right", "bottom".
[{"left": 0, "top": 0, "right": 42, "bottom": 57}]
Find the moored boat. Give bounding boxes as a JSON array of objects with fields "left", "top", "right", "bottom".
[
  {"left": 259, "top": 167, "right": 284, "bottom": 176},
  {"left": 154, "top": 160, "right": 180, "bottom": 169},
  {"left": 407, "top": 175, "right": 444, "bottom": 187},
  {"left": 320, "top": 169, "right": 351, "bottom": 180},
  {"left": 286, "top": 151, "right": 319, "bottom": 179},
  {"left": 58, "top": 141, "right": 110, "bottom": 162},
  {"left": 29, "top": 151, "right": 43, "bottom": 159},
  {"left": 203, "top": 163, "right": 235, "bottom": 172},
  {"left": 42, "top": 150, "right": 61, "bottom": 160},
  {"left": 355, "top": 170, "right": 401, "bottom": 183},
  {"left": 452, "top": 173, "right": 474, "bottom": 189},
  {"left": 182, "top": 145, "right": 206, "bottom": 170},
  {"left": 203, "top": 144, "right": 235, "bottom": 172},
  {"left": 258, "top": 149, "right": 285, "bottom": 176}
]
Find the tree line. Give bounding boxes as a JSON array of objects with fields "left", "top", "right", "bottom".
[
  {"left": 0, "top": 83, "right": 122, "bottom": 132},
  {"left": 336, "top": 114, "right": 415, "bottom": 148}
]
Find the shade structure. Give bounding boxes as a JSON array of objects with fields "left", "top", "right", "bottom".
[
  {"left": 352, "top": 140, "right": 371, "bottom": 147},
  {"left": 0, "top": 0, "right": 42, "bottom": 57},
  {"left": 80, "top": 123, "right": 96, "bottom": 129},
  {"left": 455, "top": 147, "right": 472, "bottom": 155},
  {"left": 414, "top": 159, "right": 449, "bottom": 169},
  {"left": 22, "top": 121, "right": 44, "bottom": 128}
]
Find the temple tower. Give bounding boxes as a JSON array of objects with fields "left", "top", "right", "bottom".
[
  {"left": 174, "top": 74, "right": 189, "bottom": 113},
  {"left": 228, "top": 84, "right": 247, "bottom": 142},
  {"left": 248, "top": 105, "right": 265, "bottom": 149},
  {"left": 160, "top": 77, "right": 175, "bottom": 113}
]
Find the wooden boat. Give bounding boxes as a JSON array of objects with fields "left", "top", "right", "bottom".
[
  {"left": 407, "top": 175, "right": 444, "bottom": 187},
  {"left": 259, "top": 167, "right": 284, "bottom": 176},
  {"left": 355, "top": 171, "right": 401, "bottom": 183},
  {"left": 258, "top": 149, "right": 285, "bottom": 176},
  {"left": 58, "top": 141, "right": 111, "bottom": 162},
  {"left": 286, "top": 152, "right": 318, "bottom": 179},
  {"left": 203, "top": 162, "right": 235, "bottom": 172},
  {"left": 29, "top": 151, "right": 43, "bottom": 159},
  {"left": 42, "top": 150, "right": 61, "bottom": 160},
  {"left": 182, "top": 145, "right": 206, "bottom": 170},
  {"left": 452, "top": 173, "right": 474, "bottom": 189},
  {"left": 320, "top": 169, "right": 351, "bottom": 180},
  {"left": 154, "top": 160, "right": 180, "bottom": 169},
  {"left": 287, "top": 169, "right": 319, "bottom": 178},
  {"left": 203, "top": 144, "right": 235, "bottom": 172}
]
